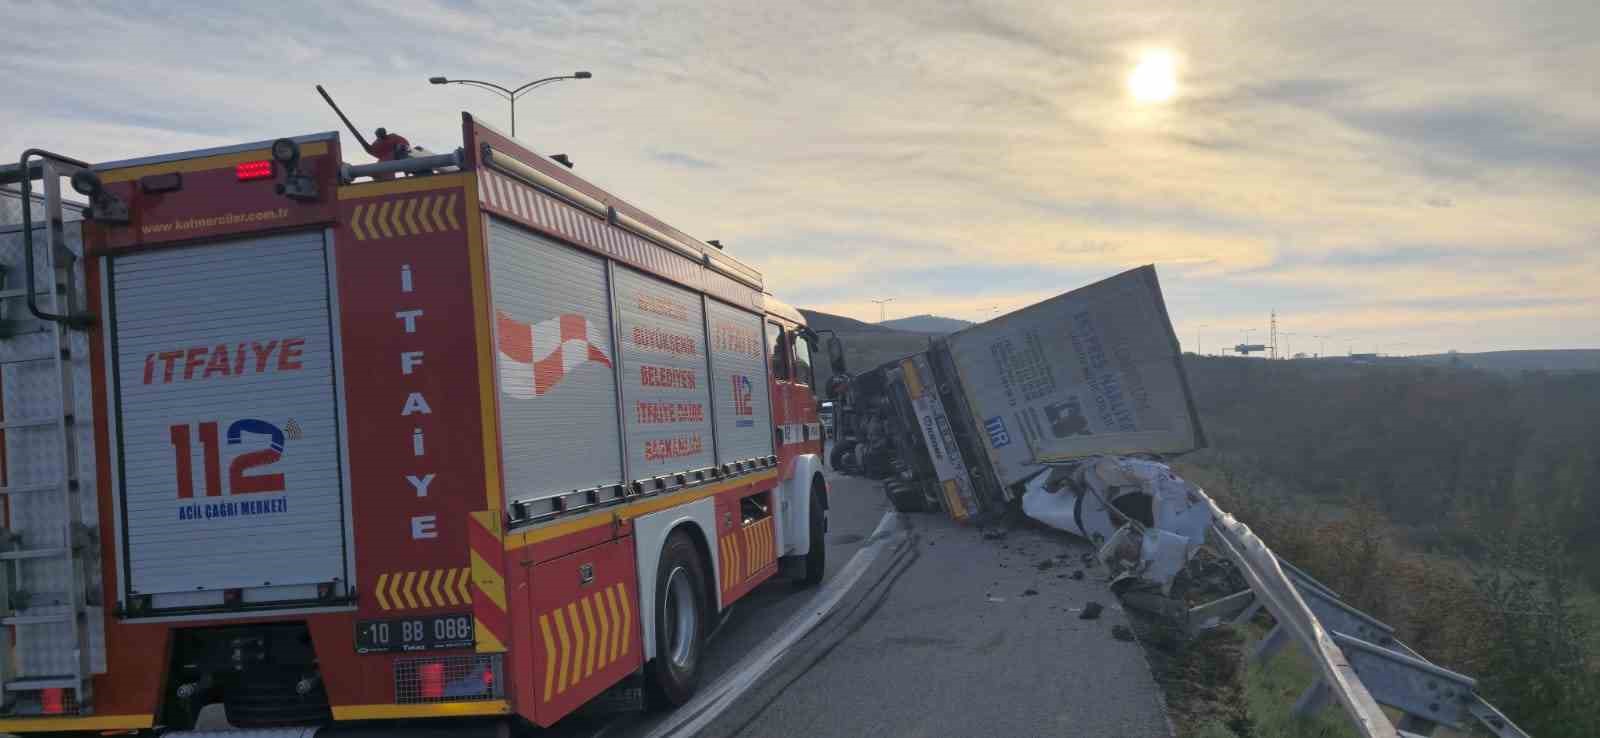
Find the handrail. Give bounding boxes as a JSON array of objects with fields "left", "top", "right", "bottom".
[{"left": 15, "top": 149, "right": 91, "bottom": 327}]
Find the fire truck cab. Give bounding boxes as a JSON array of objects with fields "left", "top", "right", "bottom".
[{"left": 0, "top": 113, "right": 837, "bottom": 734}]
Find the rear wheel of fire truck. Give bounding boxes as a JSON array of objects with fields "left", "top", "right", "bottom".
[
  {"left": 646, "top": 529, "right": 709, "bottom": 708},
  {"left": 798, "top": 483, "right": 827, "bottom": 586}
]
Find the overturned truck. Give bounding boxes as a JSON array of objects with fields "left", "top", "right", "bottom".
[{"left": 839, "top": 265, "right": 1206, "bottom": 537}]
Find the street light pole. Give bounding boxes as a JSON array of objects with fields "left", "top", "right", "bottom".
[
  {"left": 1196, "top": 323, "right": 1209, "bottom": 356},
  {"left": 428, "top": 71, "right": 593, "bottom": 137},
  {"left": 870, "top": 298, "right": 896, "bottom": 323}
]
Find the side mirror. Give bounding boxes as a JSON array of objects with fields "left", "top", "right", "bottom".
[{"left": 826, "top": 335, "right": 846, "bottom": 374}]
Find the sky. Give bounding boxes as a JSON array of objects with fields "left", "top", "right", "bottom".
[{"left": 5, "top": 1, "right": 1597, "bottom": 356}]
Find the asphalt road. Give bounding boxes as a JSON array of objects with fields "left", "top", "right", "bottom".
[{"left": 557, "top": 470, "right": 1173, "bottom": 738}]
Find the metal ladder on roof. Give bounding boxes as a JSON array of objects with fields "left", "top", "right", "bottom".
[{"left": 0, "top": 151, "right": 102, "bottom": 715}]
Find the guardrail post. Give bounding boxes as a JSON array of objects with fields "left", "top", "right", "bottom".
[
  {"left": 1291, "top": 679, "right": 1331, "bottom": 717},
  {"left": 1251, "top": 622, "right": 1290, "bottom": 665},
  {"left": 1396, "top": 714, "right": 1438, "bottom": 736}
]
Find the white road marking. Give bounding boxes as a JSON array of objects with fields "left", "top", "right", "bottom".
[{"left": 643, "top": 511, "right": 905, "bottom": 738}]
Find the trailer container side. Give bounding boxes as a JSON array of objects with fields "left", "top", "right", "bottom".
[
  {"left": 941, "top": 265, "right": 1204, "bottom": 491},
  {"left": 840, "top": 265, "right": 1202, "bottom": 525}
]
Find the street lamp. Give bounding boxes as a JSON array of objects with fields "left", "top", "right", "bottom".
[
  {"left": 1195, "top": 324, "right": 1209, "bottom": 356},
  {"left": 870, "top": 298, "right": 896, "bottom": 323},
  {"left": 428, "top": 71, "right": 593, "bottom": 137}
]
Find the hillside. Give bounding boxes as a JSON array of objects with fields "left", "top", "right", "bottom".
[
  {"left": 1405, "top": 349, "right": 1600, "bottom": 374},
  {"left": 879, "top": 314, "right": 974, "bottom": 334},
  {"left": 1179, "top": 355, "right": 1600, "bottom": 733},
  {"left": 800, "top": 309, "right": 930, "bottom": 392},
  {"left": 797, "top": 309, "right": 892, "bottom": 334}
]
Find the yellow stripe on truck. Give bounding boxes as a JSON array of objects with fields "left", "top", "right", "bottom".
[
  {"left": 503, "top": 469, "right": 779, "bottom": 550},
  {"left": 331, "top": 701, "right": 511, "bottom": 720},
  {"left": 0, "top": 714, "right": 154, "bottom": 731}
]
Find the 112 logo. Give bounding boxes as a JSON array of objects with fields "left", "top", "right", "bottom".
[
  {"left": 169, "top": 418, "right": 289, "bottom": 497},
  {"left": 731, "top": 375, "right": 754, "bottom": 426}
]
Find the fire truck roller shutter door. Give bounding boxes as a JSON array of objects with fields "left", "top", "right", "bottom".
[
  {"left": 111, "top": 231, "right": 348, "bottom": 601},
  {"left": 705, "top": 299, "right": 773, "bottom": 464},
  {"left": 613, "top": 266, "right": 714, "bottom": 479},
  {"left": 487, "top": 218, "right": 624, "bottom": 506}
]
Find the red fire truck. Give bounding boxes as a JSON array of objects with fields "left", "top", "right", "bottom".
[{"left": 0, "top": 111, "right": 841, "bottom": 734}]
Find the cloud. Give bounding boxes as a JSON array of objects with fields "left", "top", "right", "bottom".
[
  {"left": 2, "top": 0, "right": 1596, "bottom": 352},
  {"left": 1339, "top": 98, "right": 1600, "bottom": 180},
  {"left": 649, "top": 150, "right": 718, "bottom": 170}
]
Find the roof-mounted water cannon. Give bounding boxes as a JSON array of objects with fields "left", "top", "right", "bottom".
[{"left": 315, "top": 84, "right": 463, "bottom": 184}]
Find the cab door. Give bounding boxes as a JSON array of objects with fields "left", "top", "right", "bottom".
[
  {"left": 790, "top": 332, "right": 822, "bottom": 457},
  {"left": 764, "top": 320, "right": 793, "bottom": 453}
]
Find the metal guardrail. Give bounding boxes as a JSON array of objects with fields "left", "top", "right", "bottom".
[{"left": 1188, "top": 488, "right": 1530, "bottom": 738}]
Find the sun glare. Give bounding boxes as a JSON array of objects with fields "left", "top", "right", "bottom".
[{"left": 1128, "top": 50, "right": 1178, "bottom": 103}]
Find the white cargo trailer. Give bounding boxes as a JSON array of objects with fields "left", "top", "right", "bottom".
[
  {"left": 940, "top": 265, "right": 1204, "bottom": 491},
  {"left": 844, "top": 265, "right": 1203, "bottom": 522}
]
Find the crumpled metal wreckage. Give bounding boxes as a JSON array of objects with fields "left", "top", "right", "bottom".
[{"left": 1021, "top": 456, "right": 1211, "bottom": 593}]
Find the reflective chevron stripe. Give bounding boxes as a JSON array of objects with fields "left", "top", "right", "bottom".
[
  {"left": 374, "top": 567, "right": 472, "bottom": 611},
  {"left": 538, "top": 582, "right": 633, "bottom": 702},
  {"left": 350, "top": 193, "right": 461, "bottom": 241},
  {"left": 469, "top": 511, "right": 509, "bottom": 653},
  {"left": 722, "top": 517, "right": 778, "bottom": 592}
]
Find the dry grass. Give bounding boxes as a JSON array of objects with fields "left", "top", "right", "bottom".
[{"left": 1174, "top": 460, "right": 1599, "bottom": 737}]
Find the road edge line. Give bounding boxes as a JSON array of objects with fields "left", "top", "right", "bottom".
[{"left": 642, "top": 511, "right": 904, "bottom": 738}]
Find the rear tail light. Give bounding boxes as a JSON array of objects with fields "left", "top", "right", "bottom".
[
  {"left": 419, "top": 663, "right": 445, "bottom": 699},
  {"left": 395, "top": 654, "right": 503, "bottom": 704},
  {"left": 41, "top": 688, "right": 64, "bottom": 714}
]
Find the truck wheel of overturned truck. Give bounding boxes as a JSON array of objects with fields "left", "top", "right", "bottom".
[
  {"left": 884, "top": 481, "right": 924, "bottom": 513},
  {"left": 798, "top": 484, "right": 827, "bottom": 586},
  {"left": 829, "top": 441, "right": 854, "bottom": 471},
  {"left": 646, "top": 530, "right": 708, "bottom": 708}
]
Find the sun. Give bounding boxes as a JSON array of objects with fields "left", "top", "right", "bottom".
[{"left": 1128, "top": 50, "right": 1178, "bottom": 103}]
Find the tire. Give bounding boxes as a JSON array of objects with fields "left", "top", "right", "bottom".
[
  {"left": 798, "top": 486, "right": 827, "bottom": 587},
  {"left": 829, "top": 442, "right": 853, "bottom": 471},
  {"left": 645, "top": 530, "right": 708, "bottom": 708},
  {"left": 885, "top": 481, "right": 924, "bottom": 513}
]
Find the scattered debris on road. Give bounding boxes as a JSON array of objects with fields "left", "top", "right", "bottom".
[
  {"left": 1036, "top": 558, "right": 1055, "bottom": 570},
  {"left": 1071, "top": 570, "right": 1085, "bottom": 580},
  {"left": 1021, "top": 588, "right": 1039, "bottom": 597},
  {"left": 1079, "top": 601, "right": 1104, "bottom": 620},
  {"left": 1112, "top": 625, "right": 1136, "bottom": 642}
]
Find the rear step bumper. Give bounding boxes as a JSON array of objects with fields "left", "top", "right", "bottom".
[{"left": 160, "top": 718, "right": 514, "bottom": 738}]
